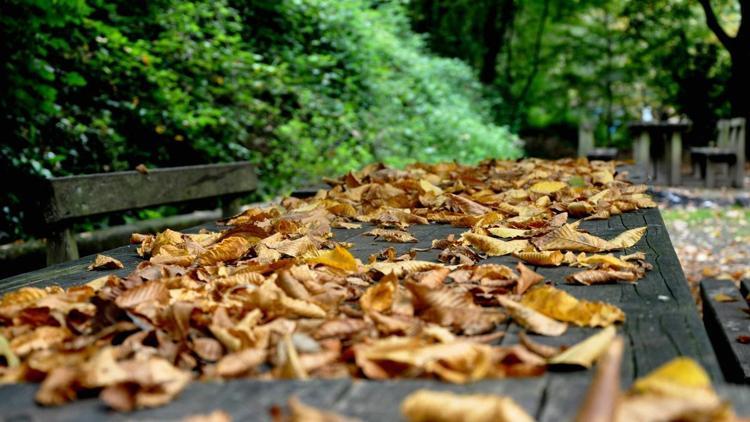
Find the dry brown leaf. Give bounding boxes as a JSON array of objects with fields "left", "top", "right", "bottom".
[
  {"left": 280, "top": 396, "right": 361, "bottom": 422},
  {"left": 463, "top": 233, "right": 529, "bottom": 256},
  {"left": 355, "top": 337, "right": 493, "bottom": 383},
  {"left": 533, "top": 224, "right": 610, "bottom": 252},
  {"left": 518, "top": 332, "right": 560, "bottom": 358},
  {"left": 364, "top": 228, "right": 418, "bottom": 243},
  {"left": 520, "top": 285, "right": 625, "bottom": 327},
  {"left": 248, "top": 279, "right": 327, "bottom": 319},
  {"left": 515, "top": 262, "right": 544, "bottom": 295},
  {"left": 513, "top": 250, "right": 564, "bottom": 266},
  {"left": 607, "top": 226, "right": 647, "bottom": 250},
  {"left": 534, "top": 224, "right": 647, "bottom": 252},
  {"left": 447, "top": 194, "right": 492, "bottom": 216},
  {"left": 408, "top": 282, "right": 505, "bottom": 335},
  {"left": 497, "top": 296, "right": 567, "bottom": 336},
  {"left": 115, "top": 280, "right": 170, "bottom": 309},
  {"left": 567, "top": 269, "right": 638, "bottom": 285},
  {"left": 401, "top": 389, "right": 534, "bottom": 422},
  {"left": 487, "top": 227, "right": 528, "bottom": 239},
  {"left": 87, "top": 254, "right": 124, "bottom": 271},
  {"left": 360, "top": 274, "right": 398, "bottom": 313},
  {"left": 199, "top": 236, "right": 254, "bottom": 266},
  {"left": 216, "top": 348, "right": 267, "bottom": 378},
  {"left": 549, "top": 326, "right": 616, "bottom": 367},
  {"left": 369, "top": 261, "right": 443, "bottom": 278}
]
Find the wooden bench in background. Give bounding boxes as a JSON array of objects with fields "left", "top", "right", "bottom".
[
  {"left": 39, "top": 162, "right": 257, "bottom": 265},
  {"left": 691, "top": 118, "right": 746, "bottom": 188},
  {"left": 700, "top": 278, "right": 750, "bottom": 384}
]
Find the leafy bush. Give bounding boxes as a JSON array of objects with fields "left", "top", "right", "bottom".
[{"left": 0, "top": 0, "right": 520, "bottom": 241}]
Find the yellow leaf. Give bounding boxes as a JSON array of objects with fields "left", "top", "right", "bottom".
[
  {"left": 606, "top": 227, "right": 647, "bottom": 250},
  {"left": 497, "top": 296, "right": 567, "bottom": 336},
  {"left": 513, "top": 250, "right": 564, "bottom": 266},
  {"left": 463, "top": 233, "right": 529, "bottom": 256},
  {"left": 632, "top": 357, "right": 712, "bottom": 395},
  {"left": 529, "top": 180, "right": 567, "bottom": 194},
  {"left": 592, "top": 170, "right": 614, "bottom": 185},
  {"left": 369, "top": 260, "right": 444, "bottom": 277},
  {"left": 534, "top": 224, "right": 646, "bottom": 252},
  {"left": 364, "top": 228, "right": 418, "bottom": 243},
  {"left": 549, "top": 326, "right": 616, "bottom": 367},
  {"left": 307, "top": 245, "right": 358, "bottom": 272},
  {"left": 520, "top": 285, "right": 625, "bottom": 327},
  {"left": 401, "top": 390, "right": 534, "bottom": 422},
  {"left": 712, "top": 293, "right": 737, "bottom": 303},
  {"left": 419, "top": 179, "right": 443, "bottom": 195},
  {"left": 616, "top": 358, "right": 729, "bottom": 422},
  {"left": 574, "top": 253, "right": 636, "bottom": 269},
  {"left": 487, "top": 227, "right": 528, "bottom": 238},
  {"left": 534, "top": 224, "right": 610, "bottom": 252}
]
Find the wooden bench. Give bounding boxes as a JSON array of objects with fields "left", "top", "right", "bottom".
[
  {"left": 691, "top": 118, "right": 746, "bottom": 188},
  {"left": 700, "top": 278, "right": 750, "bottom": 383},
  {"left": 38, "top": 162, "right": 257, "bottom": 265}
]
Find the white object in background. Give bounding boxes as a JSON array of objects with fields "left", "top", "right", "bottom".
[{"left": 641, "top": 106, "right": 653, "bottom": 122}]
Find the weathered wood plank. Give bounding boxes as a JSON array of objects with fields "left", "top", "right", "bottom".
[
  {"left": 43, "top": 162, "right": 257, "bottom": 223},
  {"left": 700, "top": 279, "right": 750, "bottom": 383}
]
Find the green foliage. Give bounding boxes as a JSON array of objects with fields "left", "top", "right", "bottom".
[
  {"left": 408, "top": 0, "right": 735, "bottom": 149},
  {"left": 0, "top": 0, "right": 519, "bottom": 241}
]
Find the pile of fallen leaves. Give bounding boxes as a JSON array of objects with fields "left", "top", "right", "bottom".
[{"left": 0, "top": 158, "right": 658, "bottom": 411}]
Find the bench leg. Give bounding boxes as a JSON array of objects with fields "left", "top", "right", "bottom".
[
  {"left": 47, "top": 227, "right": 79, "bottom": 265},
  {"left": 705, "top": 162, "right": 716, "bottom": 188},
  {"left": 732, "top": 161, "right": 744, "bottom": 188},
  {"left": 669, "top": 132, "right": 682, "bottom": 185},
  {"left": 221, "top": 196, "right": 243, "bottom": 218}
]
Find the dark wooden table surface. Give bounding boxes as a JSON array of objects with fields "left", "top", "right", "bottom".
[{"left": 2, "top": 177, "right": 749, "bottom": 420}]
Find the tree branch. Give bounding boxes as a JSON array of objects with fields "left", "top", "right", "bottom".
[{"left": 698, "top": 0, "right": 735, "bottom": 51}]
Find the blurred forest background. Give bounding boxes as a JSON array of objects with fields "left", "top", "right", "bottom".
[{"left": 0, "top": 0, "right": 746, "bottom": 244}]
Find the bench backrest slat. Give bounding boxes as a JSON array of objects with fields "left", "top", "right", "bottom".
[{"left": 44, "top": 162, "right": 257, "bottom": 224}]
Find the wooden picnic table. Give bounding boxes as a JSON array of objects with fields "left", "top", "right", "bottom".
[
  {"left": 629, "top": 121, "right": 691, "bottom": 186},
  {"left": 1, "top": 168, "right": 748, "bottom": 421}
]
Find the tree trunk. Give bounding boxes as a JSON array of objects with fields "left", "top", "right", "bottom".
[
  {"left": 479, "top": 0, "right": 515, "bottom": 85},
  {"left": 699, "top": 0, "right": 749, "bottom": 157}
]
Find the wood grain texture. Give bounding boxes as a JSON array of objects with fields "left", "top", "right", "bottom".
[
  {"left": 700, "top": 279, "right": 750, "bottom": 383},
  {"left": 43, "top": 162, "right": 257, "bottom": 223}
]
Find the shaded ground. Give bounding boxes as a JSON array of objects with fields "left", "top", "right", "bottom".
[{"left": 654, "top": 186, "right": 750, "bottom": 303}]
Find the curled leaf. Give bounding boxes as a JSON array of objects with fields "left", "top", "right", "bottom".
[
  {"left": 549, "top": 326, "right": 617, "bottom": 368},
  {"left": 401, "top": 390, "right": 534, "bottom": 422},
  {"left": 463, "top": 233, "right": 529, "bottom": 256},
  {"left": 513, "top": 250, "right": 564, "bottom": 266},
  {"left": 87, "top": 254, "right": 124, "bottom": 271},
  {"left": 307, "top": 246, "right": 359, "bottom": 272},
  {"left": 520, "top": 285, "right": 625, "bottom": 327},
  {"left": 497, "top": 296, "right": 567, "bottom": 336}
]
